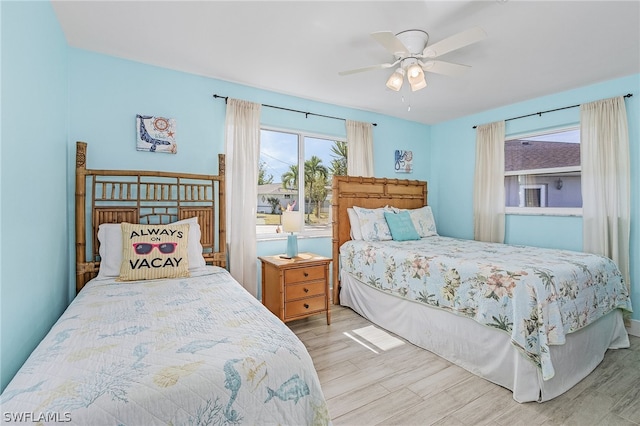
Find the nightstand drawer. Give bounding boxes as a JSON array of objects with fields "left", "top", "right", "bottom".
[
  {"left": 285, "top": 280, "right": 325, "bottom": 301},
  {"left": 285, "top": 295, "right": 325, "bottom": 318},
  {"left": 284, "top": 265, "right": 325, "bottom": 284}
]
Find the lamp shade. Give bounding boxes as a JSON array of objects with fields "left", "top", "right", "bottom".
[
  {"left": 386, "top": 69, "right": 404, "bottom": 91},
  {"left": 410, "top": 78, "right": 427, "bottom": 91},
  {"left": 282, "top": 210, "right": 302, "bottom": 233},
  {"left": 407, "top": 63, "right": 427, "bottom": 91}
]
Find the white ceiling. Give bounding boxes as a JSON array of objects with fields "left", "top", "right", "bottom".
[{"left": 51, "top": 1, "right": 640, "bottom": 125}]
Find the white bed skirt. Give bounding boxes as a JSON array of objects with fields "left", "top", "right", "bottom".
[{"left": 339, "top": 270, "right": 630, "bottom": 402}]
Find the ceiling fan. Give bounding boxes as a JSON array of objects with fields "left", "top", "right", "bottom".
[{"left": 339, "top": 27, "right": 487, "bottom": 92}]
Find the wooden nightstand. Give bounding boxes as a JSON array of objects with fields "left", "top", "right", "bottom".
[{"left": 259, "top": 253, "right": 331, "bottom": 325}]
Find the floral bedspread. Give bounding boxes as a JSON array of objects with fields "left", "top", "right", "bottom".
[
  {"left": 1, "top": 267, "right": 330, "bottom": 425},
  {"left": 340, "top": 237, "right": 631, "bottom": 380}
]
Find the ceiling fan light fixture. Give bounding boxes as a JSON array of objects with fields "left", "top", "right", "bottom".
[
  {"left": 406, "top": 63, "right": 422, "bottom": 79},
  {"left": 339, "top": 26, "right": 486, "bottom": 99},
  {"left": 407, "top": 63, "right": 427, "bottom": 91},
  {"left": 386, "top": 68, "right": 404, "bottom": 91}
]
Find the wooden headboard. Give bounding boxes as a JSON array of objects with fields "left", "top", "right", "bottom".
[
  {"left": 331, "top": 176, "right": 428, "bottom": 305},
  {"left": 75, "top": 141, "right": 226, "bottom": 292}
]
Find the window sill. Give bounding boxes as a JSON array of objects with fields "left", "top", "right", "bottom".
[{"left": 505, "top": 207, "right": 582, "bottom": 217}]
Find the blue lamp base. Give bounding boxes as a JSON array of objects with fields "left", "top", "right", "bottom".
[{"left": 286, "top": 234, "right": 299, "bottom": 258}]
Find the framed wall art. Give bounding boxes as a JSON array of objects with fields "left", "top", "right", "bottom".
[
  {"left": 136, "top": 114, "right": 177, "bottom": 154},
  {"left": 394, "top": 149, "right": 413, "bottom": 173}
]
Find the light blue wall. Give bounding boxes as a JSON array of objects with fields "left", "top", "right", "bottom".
[
  {"left": 68, "top": 49, "right": 431, "bottom": 299},
  {"left": 69, "top": 50, "right": 430, "bottom": 180},
  {"left": 430, "top": 74, "right": 640, "bottom": 320},
  {"left": 1, "top": 1, "right": 69, "bottom": 391}
]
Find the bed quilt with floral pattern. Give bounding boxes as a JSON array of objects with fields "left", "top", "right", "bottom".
[
  {"left": 340, "top": 237, "right": 631, "bottom": 380},
  {"left": 1, "top": 267, "right": 330, "bottom": 425}
]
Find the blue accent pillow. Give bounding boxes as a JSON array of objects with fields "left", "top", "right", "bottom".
[{"left": 383, "top": 211, "right": 421, "bottom": 241}]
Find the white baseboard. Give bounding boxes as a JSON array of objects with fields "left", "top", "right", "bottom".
[{"left": 627, "top": 319, "right": 640, "bottom": 337}]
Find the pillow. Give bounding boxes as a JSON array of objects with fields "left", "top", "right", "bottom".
[
  {"left": 353, "top": 206, "right": 393, "bottom": 241},
  {"left": 384, "top": 211, "right": 421, "bottom": 241},
  {"left": 407, "top": 206, "right": 438, "bottom": 237},
  {"left": 347, "top": 208, "right": 363, "bottom": 240},
  {"left": 97, "top": 216, "right": 206, "bottom": 279},
  {"left": 118, "top": 222, "right": 190, "bottom": 281}
]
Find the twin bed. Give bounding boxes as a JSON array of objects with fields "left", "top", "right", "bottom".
[
  {"left": 0, "top": 142, "right": 330, "bottom": 425},
  {"left": 331, "top": 176, "right": 631, "bottom": 403}
]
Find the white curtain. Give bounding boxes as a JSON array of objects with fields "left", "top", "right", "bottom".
[
  {"left": 346, "top": 119, "right": 374, "bottom": 176},
  {"left": 580, "top": 96, "right": 630, "bottom": 293},
  {"left": 473, "top": 121, "right": 506, "bottom": 243},
  {"left": 224, "top": 98, "right": 261, "bottom": 297}
]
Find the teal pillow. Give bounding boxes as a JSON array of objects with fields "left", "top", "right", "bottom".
[{"left": 383, "top": 211, "right": 421, "bottom": 241}]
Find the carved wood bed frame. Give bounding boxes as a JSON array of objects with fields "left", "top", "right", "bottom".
[
  {"left": 75, "top": 141, "right": 226, "bottom": 292},
  {"left": 331, "top": 176, "right": 428, "bottom": 305}
]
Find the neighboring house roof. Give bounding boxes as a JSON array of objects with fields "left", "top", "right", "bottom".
[
  {"left": 505, "top": 140, "right": 580, "bottom": 172},
  {"left": 257, "top": 183, "right": 297, "bottom": 196}
]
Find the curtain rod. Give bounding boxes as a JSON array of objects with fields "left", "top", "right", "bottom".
[
  {"left": 212, "top": 94, "right": 377, "bottom": 126},
  {"left": 472, "top": 93, "right": 633, "bottom": 129}
]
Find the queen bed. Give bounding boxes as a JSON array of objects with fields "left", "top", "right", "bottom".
[
  {"left": 331, "top": 175, "right": 631, "bottom": 403},
  {"left": 0, "top": 142, "right": 330, "bottom": 425}
]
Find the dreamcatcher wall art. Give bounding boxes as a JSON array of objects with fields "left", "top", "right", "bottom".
[
  {"left": 136, "top": 114, "right": 177, "bottom": 154},
  {"left": 394, "top": 149, "right": 413, "bottom": 173}
]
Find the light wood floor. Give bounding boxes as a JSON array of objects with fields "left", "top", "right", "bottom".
[{"left": 288, "top": 306, "right": 640, "bottom": 426}]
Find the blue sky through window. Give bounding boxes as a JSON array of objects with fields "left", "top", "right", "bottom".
[{"left": 260, "top": 130, "right": 339, "bottom": 184}]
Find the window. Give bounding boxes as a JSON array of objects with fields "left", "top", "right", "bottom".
[
  {"left": 257, "top": 128, "right": 347, "bottom": 237},
  {"left": 504, "top": 127, "right": 582, "bottom": 214}
]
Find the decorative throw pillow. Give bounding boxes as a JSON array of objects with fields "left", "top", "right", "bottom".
[
  {"left": 97, "top": 216, "right": 206, "bottom": 279},
  {"left": 384, "top": 211, "right": 421, "bottom": 241},
  {"left": 118, "top": 222, "right": 190, "bottom": 281},
  {"left": 407, "top": 206, "right": 438, "bottom": 237},
  {"left": 353, "top": 206, "right": 393, "bottom": 241}
]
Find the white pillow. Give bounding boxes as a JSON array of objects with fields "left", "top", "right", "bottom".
[
  {"left": 352, "top": 206, "right": 393, "bottom": 242},
  {"left": 97, "top": 216, "right": 206, "bottom": 278},
  {"left": 347, "top": 208, "right": 363, "bottom": 240},
  {"left": 406, "top": 206, "right": 438, "bottom": 237}
]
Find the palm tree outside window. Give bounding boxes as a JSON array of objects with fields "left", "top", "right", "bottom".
[{"left": 257, "top": 129, "right": 347, "bottom": 237}]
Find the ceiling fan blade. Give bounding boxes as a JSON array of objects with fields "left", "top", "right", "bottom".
[
  {"left": 338, "top": 60, "right": 400, "bottom": 76},
  {"left": 421, "top": 26, "right": 487, "bottom": 58},
  {"left": 420, "top": 60, "right": 471, "bottom": 76},
  {"left": 371, "top": 31, "right": 410, "bottom": 57}
]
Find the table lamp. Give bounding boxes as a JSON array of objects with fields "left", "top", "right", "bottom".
[{"left": 281, "top": 210, "right": 302, "bottom": 258}]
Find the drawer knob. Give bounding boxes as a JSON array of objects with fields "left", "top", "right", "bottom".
[
  {"left": 303, "top": 272, "right": 309, "bottom": 277},
  {"left": 303, "top": 288, "right": 309, "bottom": 293},
  {"left": 304, "top": 303, "right": 309, "bottom": 309}
]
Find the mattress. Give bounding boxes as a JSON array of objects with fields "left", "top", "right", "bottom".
[
  {"left": 340, "top": 236, "right": 632, "bottom": 381},
  {"left": 1, "top": 267, "right": 330, "bottom": 425}
]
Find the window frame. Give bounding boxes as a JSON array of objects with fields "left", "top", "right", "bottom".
[
  {"left": 257, "top": 126, "right": 345, "bottom": 241},
  {"left": 504, "top": 126, "right": 583, "bottom": 217}
]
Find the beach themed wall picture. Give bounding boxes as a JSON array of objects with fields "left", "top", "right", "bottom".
[
  {"left": 136, "top": 114, "right": 177, "bottom": 154},
  {"left": 394, "top": 149, "right": 413, "bottom": 173}
]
